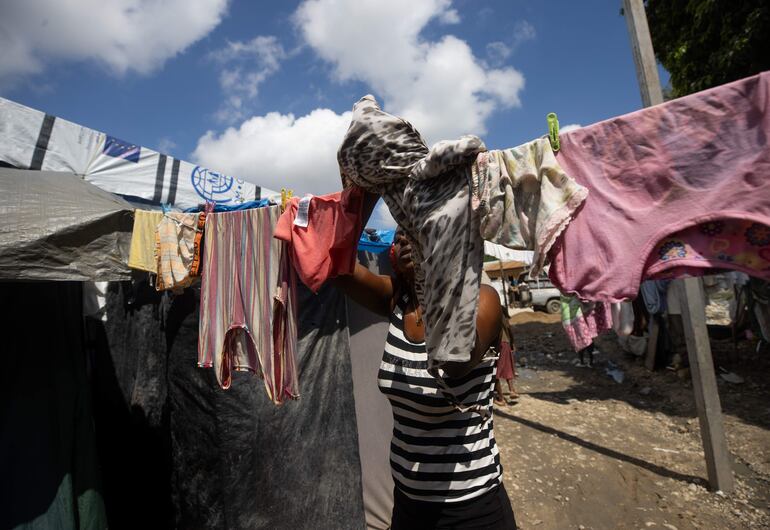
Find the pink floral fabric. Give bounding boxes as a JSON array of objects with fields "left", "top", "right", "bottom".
[
  {"left": 560, "top": 295, "right": 613, "bottom": 352},
  {"left": 645, "top": 219, "right": 770, "bottom": 281},
  {"left": 549, "top": 72, "right": 770, "bottom": 301}
]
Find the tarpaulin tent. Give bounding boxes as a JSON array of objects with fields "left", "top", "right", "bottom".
[
  {"left": 0, "top": 167, "right": 133, "bottom": 281},
  {"left": 83, "top": 277, "right": 366, "bottom": 529},
  {"left": 1, "top": 277, "right": 370, "bottom": 530},
  {"left": 0, "top": 97, "right": 279, "bottom": 210},
  {"left": 0, "top": 97, "right": 393, "bottom": 529},
  {"left": 0, "top": 281, "right": 108, "bottom": 530}
]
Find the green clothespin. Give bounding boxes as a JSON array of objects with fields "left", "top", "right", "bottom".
[{"left": 547, "top": 112, "right": 560, "bottom": 152}]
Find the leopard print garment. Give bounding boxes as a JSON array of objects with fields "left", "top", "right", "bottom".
[{"left": 338, "top": 95, "right": 487, "bottom": 367}]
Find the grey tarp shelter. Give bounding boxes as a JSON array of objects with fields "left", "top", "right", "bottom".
[
  {"left": 0, "top": 167, "right": 133, "bottom": 281},
  {"left": 0, "top": 96, "right": 410, "bottom": 529},
  {"left": 0, "top": 166, "right": 374, "bottom": 528}
]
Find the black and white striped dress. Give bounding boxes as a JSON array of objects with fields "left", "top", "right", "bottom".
[{"left": 377, "top": 294, "right": 502, "bottom": 503}]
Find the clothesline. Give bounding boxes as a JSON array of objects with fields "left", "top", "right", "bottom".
[
  {"left": 128, "top": 202, "right": 299, "bottom": 405},
  {"left": 127, "top": 193, "right": 382, "bottom": 405},
  {"left": 123, "top": 70, "right": 770, "bottom": 405}
]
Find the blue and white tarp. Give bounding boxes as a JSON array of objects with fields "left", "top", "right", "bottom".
[
  {"left": 0, "top": 97, "right": 279, "bottom": 210},
  {"left": 358, "top": 229, "right": 395, "bottom": 254}
]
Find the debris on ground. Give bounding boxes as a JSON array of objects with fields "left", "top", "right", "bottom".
[
  {"left": 605, "top": 360, "right": 626, "bottom": 384},
  {"left": 496, "top": 310, "right": 770, "bottom": 530},
  {"left": 719, "top": 368, "right": 745, "bottom": 385}
]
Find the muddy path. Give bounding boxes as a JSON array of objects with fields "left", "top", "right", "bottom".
[{"left": 495, "top": 311, "right": 770, "bottom": 529}]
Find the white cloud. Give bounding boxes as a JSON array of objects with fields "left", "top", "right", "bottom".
[
  {"left": 211, "top": 36, "right": 284, "bottom": 70},
  {"left": 210, "top": 35, "right": 286, "bottom": 123},
  {"left": 194, "top": 0, "right": 528, "bottom": 215},
  {"left": 484, "top": 68, "right": 525, "bottom": 107},
  {"left": 293, "top": 0, "right": 525, "bottom": 142},
  {"left": 560, "top": 123, "right": 582, "bottom": 133},
  {"left": 193, "top": 108, "right": 352, "bottom": 196},
  {"left": 485, "top": 20, "right": 535, "bottom": 68},
  {"left": 157, "top": 137, "right": 177, "bottom": 155},
  {"left": 512, "top": 20, "right": 536, "bottom": 48},
  {"left": 437, "top": 9, "right": 460, "bottom": 25},
  {"left": 0, "top": 0, "right": 228, "bottom": 88},
  {"left": 486, "top": 41, "right": 511, "bottom": 66}
]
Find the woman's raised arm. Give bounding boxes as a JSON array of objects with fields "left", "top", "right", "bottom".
[{"left": 332, "top": 263, "right": 394, "bottom": 317}]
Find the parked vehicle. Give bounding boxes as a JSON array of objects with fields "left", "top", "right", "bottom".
[
  {"left": 516, "top": 272, "right": 562, "bottom": 314},
  {"left": 484, "top": 266, "right": 563, "bottom": 314}
]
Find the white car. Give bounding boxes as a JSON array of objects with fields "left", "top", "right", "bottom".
[{"left": 518, "top": 274, "right": 563, "bottom": 314}]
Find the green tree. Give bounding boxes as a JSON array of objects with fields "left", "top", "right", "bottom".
[{"left": 646, "top": 0, "right": 770, "bottom": 97}]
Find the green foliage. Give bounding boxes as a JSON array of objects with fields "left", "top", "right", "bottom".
[{"left": 646, "top": 0, "right": 770, "bottom": 97}]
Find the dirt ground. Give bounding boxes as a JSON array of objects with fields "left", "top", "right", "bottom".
[{"left": 495, "top": 310, "right": 770, "bottom": 530}]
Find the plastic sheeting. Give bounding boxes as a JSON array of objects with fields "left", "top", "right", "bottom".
[
  {"left": 89, "top": 276, "right": 366, "bottom": 529},
  {"left": 358, "top": 229, "right": 395, "bottom": 254},
  {"left": 0, "top": 97, "right": 278, "bottom": 209},
  {"left": 0, "top": 282, "right": 107, "bottom": 530},
  {"left": 0, "top": 168, "right": 133, "bottom": 281},
  {"left": 348, "top": 251, "right": 395, "bottom": 529}
]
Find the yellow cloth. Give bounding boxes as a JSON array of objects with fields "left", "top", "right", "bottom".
[{"left": 128, "top": 210, "right": 164, "bottom": 273}]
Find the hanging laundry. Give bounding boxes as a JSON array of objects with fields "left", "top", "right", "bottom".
[
  {"left": 549, "top": 71, "right": 770, "bottom": 302},
  {"left": 189, "top": 203, "right": 214, "bottom": 277},
  {"left": 640, "top": 280, "right": 669, "bottom": 315},
  {"left": 560, "top": 295, "right": 613, "bottom": 352},
  {"left": 337, "top": 95, "right": 586, "bottom": 367},
  {"left": 155, "top": 212, "right": 200, "bottom": 291},
  {"left": 274, "top": 186, "right": 365, "bottom": 293},
  {"left": 271, "top": 242, "right": 300, "bottom": 403},
  {"left": 188, "top": 211, "right": 206, "bottom": 277},
  {"left": 643, "top": 219, "right": 770, "bottom": 282},
  {"left": 128, "top": 210, "right": 164, "bottom": 273},
  {"left": 611, "top": 302, "right": 635, "bottom": 336},
  {"left": 471, "top": 139, "right": 588, "bottom": 274},
  {"left": 198, "top": 207, "right": 300, "bottom": 403}
]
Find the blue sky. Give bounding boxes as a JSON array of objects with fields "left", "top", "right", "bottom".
[{"left": 0, "top": 0, "right": 667, "bottom": 227}]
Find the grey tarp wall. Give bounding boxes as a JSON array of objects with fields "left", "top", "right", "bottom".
[
  {"left": 0, "top": 168, "right": 132, "bottom": 281},
  {"left": 0, "top": 282, "right": 107, "bottom": 530},
  {"left": 86, "top": 276, "right": 366, "bottom": 529},
  {"left": 348, "top": 251, "right": 395, "bottom": 530},
  {"left": 0, "top": 121, "right": 367, "bottom": 528},
  {"left": 1, "top": 275, "right": 365, "bottom": 529}
]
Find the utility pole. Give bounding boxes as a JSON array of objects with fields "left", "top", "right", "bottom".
[
  {"left": 622, "top": 0, "right": 734, "bottom": 492},
  {"left": 622, "top": 0, "right": 664, "bottom": 106}
]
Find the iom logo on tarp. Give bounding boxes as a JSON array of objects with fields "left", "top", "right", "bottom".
[{"left": 191, "top": 166, "right": 245, "bottom": 204}]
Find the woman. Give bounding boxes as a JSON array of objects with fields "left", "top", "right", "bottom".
[{"left": 334, "top": 233, "right": 517, "bottom": 529}]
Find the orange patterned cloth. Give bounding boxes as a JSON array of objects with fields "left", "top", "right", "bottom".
[
  {"left": 189, "top": 211, "right": 208, "bottom": 277},
  {"left": 155, "top": 212, "right": 200, "bottom": 291}
]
